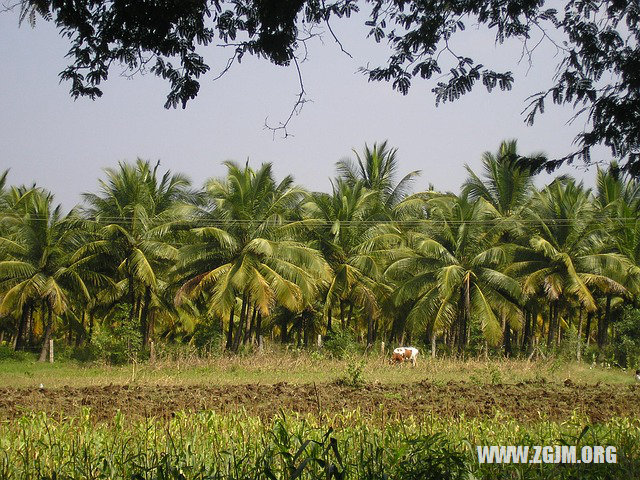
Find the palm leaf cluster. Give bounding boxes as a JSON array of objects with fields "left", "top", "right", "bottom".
[{"left": 1, "top": 141, "right": 639, "bottom": 359}]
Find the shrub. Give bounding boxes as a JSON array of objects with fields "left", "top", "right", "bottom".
[
  {"left": 69, "top": 343, "right": 102, "bottom": 363},
  {"left": 191, "top": 317, "right": 224, "bottom": 354},
  {"left": 92, "top": 308, "right": 143, "bottom": 365},
  {"left": 611, "top": 307, "right": 640, "bottom": 368},
  {"left": 323, "top": 329, "right": 360, "bottom": 359},
  {"left": 558, "top": 325, "right": 582, "bottom": 362},
  {"left": 337, "top": 359, "right": 366, "bottom": 388},
  {"left": 0, "top": 344, "right": 33, "bottom": 361}
]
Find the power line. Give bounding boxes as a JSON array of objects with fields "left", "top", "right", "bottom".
[{"left": 3, "top": 216, "right": 640, "bottom": 226}]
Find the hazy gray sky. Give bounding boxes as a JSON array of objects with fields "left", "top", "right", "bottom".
[{"left": 1, "top": 7, "right": 606, "bottom": 210}]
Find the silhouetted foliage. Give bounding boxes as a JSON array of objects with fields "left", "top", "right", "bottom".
[{"left": 13, "top": 0, "right": 640, "bottom": 172}]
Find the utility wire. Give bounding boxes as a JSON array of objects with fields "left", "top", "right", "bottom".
[{"left": 4, "top": 216, "right": 640, "bottom": 225}]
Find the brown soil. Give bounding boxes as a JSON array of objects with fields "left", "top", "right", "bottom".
[{"left": 1, "top": 380, "right": 638, "bottom": 423}]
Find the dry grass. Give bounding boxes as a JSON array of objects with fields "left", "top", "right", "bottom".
[{"left": 0, "top": 349, "right": 634, "bottom": 389}]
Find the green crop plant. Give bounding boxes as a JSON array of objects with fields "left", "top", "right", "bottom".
[{"left": 0, "top": 409, "right": 638, "bottom": 479}]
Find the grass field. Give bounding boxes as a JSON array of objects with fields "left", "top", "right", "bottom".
[{"left": 0, "top": 351, "right": 635, "bottom": 388}]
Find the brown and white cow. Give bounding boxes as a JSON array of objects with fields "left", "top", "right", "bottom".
[{"left": 391, "top": 347, "right": 419, "bottom": 367}]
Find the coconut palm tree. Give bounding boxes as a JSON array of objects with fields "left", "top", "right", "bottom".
[
  {"left": 299, "top": 179, "right": 403, "bottom": 345},
  {"left": 0, "top": 188, "right": 99, "bottom": 357},
  {"left": 462, "top": 140, "right": 546, "bottom": 353},
  {"left": 462, "top": 140, "right": 545, "bottom": 217},
  {"left": 594, "top": 162, "right": 640, "bottom": 275},
  {"left": 592, "top": 164, "right": 640, "bottom": 347},
  {"left": 387, "top": 193, "right": 522, "bottom": 355},
  {"left": 510, "top": 178, "right": 631, "bottom": 350},
  {"left": 79, "top": 159, "right": 194, "bottom": 348},
  {"left": 336, "top": 141, "right": 420, "bottom": 211},
  {"left": 175, "top": 161, "right": 331, "bottom": 352}
]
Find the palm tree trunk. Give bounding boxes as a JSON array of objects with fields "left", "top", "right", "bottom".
[
  {"left": 460, "top": 280, "right": 470, "bottom": 353},
  {"left": 255, "top": 311, "right": 262, "bottom": 345},
  {"left": 27, "top": 304, "right": 35, "bottom": 348},
  {"left": 302, "top": 313, "right": 310, "bottom": 347},
  {"left": 128, "top": 271, "right": 136, "bottom": 324},
  {"left": 366, "top": 315, "right": 374, "bottom": 347},
  {"left": 522, "top": 309, "right": 530, "bottom": 351},
  {"left": 577, "top": 307, "right": 583, "bottom": 362},
  {"left": 297, "top": 317, "right": 303, "bottom": 348},
  {"left": 326, "top": 306, "right": 333, "bottom": 333},
  {"left": 554, "top": 302, "right": 560, "bottom": 347},
  {"left": 76, "top": 310, "right": 85, "bottom": 347},
  {"left": 598, "top": 295, "right": 612, "bottom": 348},
  {"left": 88, "top": 310, "right": 94, "bottom": 342},
  {"left": 38, "top": 306, "right": 53, "bottom": 362},
  {"left": 280, "top": 315, "right": 289, "bottom": 343},
  {"left": 546, "top": 303, "right": 555, "bottom": 348},
  {"left": 140, "top": 286, "right": 152, "bottom": 348},
  {"left": 456, "top": 293, "right": 467, "bottom": 354},
  {"left": 431, "top": 327, "right": 437, "bottom": 358},
  {"left": 225, "top": 308, "right": 235, "bottom": 350},
  {"left": 530, "top": 306, "right": 537, "bottom": 348},
  {"left": 244, "top": 305, "right": 256, "bottom": 345},
  {"left": 503, "top": 317, "right": 512, "bottom": 357},
  {"left": 389, "top": 315, "right": 402, "bottom": 344},
  {"left": 66, "top": 320, "right": 73, "bottom": 346},
  {"left": 15, "top": 303, "right": 31, "bottom": 351},
  {"left": 374, "top": 318, "right": 380, "bottom": 344},
  {"left": 246, "top": 304, "right": 256, "bottom": 344},
  {"left": 585, "top": 311, "right": 593, "bottom": 347},
  {"left": 232, "top": 294, "right": 248, "bottom": 352}
]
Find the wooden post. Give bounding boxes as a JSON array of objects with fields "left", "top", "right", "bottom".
[
  {"left": 381, "top": 341, "right": 385, "bottom": 355},
  {"left": 317, "top": 334, "right": 322, "bottom": 348},
  {"left": 432, "top": 334, "right": 437, "bottom": 359},
  {"left": 150, "top": 341, "right": 156, "bottom": 363},
  {"left": 49, "top": 339, "right": 54, "bottom": 363}
]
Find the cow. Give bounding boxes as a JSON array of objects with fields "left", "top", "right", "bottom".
[{"left": 391, "top": 347, "right": 419, "bottom": 367}]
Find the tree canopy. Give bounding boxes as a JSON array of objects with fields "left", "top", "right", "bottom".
[
  {"left": 2, "top": 141, "right": 640, "bottom": 365},
  {"left": 12, "top": 0, "right": 640, "bottom": 173}
]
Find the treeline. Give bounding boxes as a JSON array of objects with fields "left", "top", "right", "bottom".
[{"left": 1, "top": 140, "right": 640, "bottom": 364}]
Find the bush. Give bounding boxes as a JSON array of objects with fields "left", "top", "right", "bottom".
[
  {"left": 323, "top": 329, "right": 361, "bottom": 359},
  {"left": 336, "top": 359, "right": 367, "bottom": 388},
  {"left": 0, "top": 344, "right": 33, "bottom": 361},
  {"left": 69, "top": 343, "right": 102, "bottom": 363},
  {"left": 558, "top": 325, "right": 581, "bottom": 362},
  {"left": 191, "top": 317, "right": 224, "bottom": 354},
  {"left": 92, "top": 307, "right": 143, "bottom": 365},
  {"left": 612, "top": 307, "right": 640, "bottom": 369}
]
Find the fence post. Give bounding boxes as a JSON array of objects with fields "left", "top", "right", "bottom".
[
  {"left": 150, "top": 341, "right": 156, "bottom": 363},
  {"left": 49, "top": 339, "right": 54, "bottom": 363},
  {"left": 381, "top": 341, "right": 385, "bottom": 355},
  {"left": 317, "top": 334, "right": 322, "bottom": 348}
]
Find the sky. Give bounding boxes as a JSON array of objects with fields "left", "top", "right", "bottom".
[{"left": 0, "top": 5, "right": 609, "bottom": 210}]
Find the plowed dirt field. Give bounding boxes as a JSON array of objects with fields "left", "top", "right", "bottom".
[{"left": 1, "top": 380, "right": 639, "bottom": 422}]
